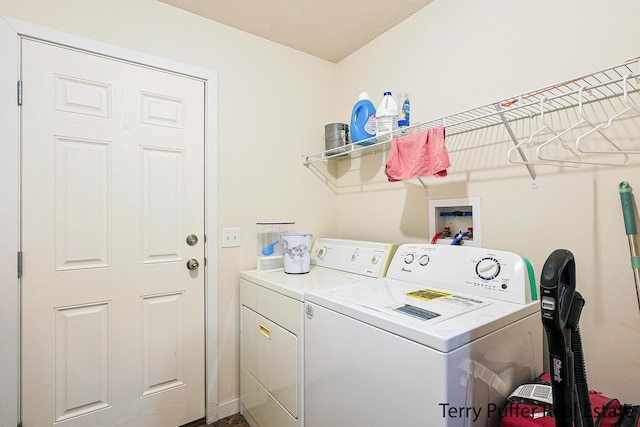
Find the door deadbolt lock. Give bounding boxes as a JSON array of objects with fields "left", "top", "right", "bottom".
[
  {"left": 186, "top": 234, "right": 199, "bottom": 246},
  {"left": 186, "top": 259, "right": 200, "bottom": 271}
]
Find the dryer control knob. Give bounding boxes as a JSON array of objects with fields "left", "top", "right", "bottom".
[
  {"left": 371, "top": 256, "right": 379, "bottom": 265},
  {"left": 316, "top": 246, "right": 327, "bottom": 259}
]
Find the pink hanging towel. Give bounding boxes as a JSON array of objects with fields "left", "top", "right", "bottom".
[{"left": 385, "top": 126, "right": 449, "bottom": 182}]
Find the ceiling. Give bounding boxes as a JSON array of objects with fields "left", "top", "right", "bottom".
[{"left": 158, "top": 0, "right": 434, "bottom": 63}]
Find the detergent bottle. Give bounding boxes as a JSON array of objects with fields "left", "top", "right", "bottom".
[
  {"left": 349, "top": 92, "right": 377, "bottom": 145},
  {"left": 376, "top": 91, "right": 398, "bottom": 139}
]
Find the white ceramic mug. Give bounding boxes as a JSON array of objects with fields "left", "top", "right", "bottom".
[{"left": 281, "top": 232, "right": 312, "bottom": 274}]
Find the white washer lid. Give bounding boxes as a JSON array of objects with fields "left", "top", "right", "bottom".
[{"left": 304, "top": 278, "right": 540, "bottom": 352}]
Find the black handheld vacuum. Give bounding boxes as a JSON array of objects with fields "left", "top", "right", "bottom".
[{"left": 540, "top": 249, "right": 594, "bottom": 427}]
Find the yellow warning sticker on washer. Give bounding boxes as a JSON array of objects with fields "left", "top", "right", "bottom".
[{"left": 406, "top": 288, "right": 452, "bottom": 301}]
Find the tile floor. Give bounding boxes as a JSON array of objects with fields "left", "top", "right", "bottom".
[
  {"left": 211, "top": 413, "right": 250, "bottom": 427},
  {"left": 184, "top": 413, "right": 250, "bottom": 427}
]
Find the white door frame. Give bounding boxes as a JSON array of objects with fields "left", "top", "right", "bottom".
[{"left": 0, "top": 17, "right": 219, "bottom": 427}]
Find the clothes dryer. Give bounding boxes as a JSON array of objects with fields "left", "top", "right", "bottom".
[
  {"left": 239, "top": 238, "right": 397, "bottom": 427},
  {"left": 304, "top": 243, "right": 543, "bottom": 427}
]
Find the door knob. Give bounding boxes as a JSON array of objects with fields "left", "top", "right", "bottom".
[{"left": 186, "top": 259, "right": 200, "bottom": 270}]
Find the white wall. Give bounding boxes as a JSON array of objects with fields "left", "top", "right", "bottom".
[
  {"left": 2, "top": 0, "right": 639, "bottom": 419},
  {"left": 334, "top": 0, "right": 640, "bottom": 402}
]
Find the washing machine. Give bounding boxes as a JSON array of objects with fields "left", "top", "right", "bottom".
[
  {"left": 304, "top": 243, "right": 543, "bottom": 427},
  {"left": 239, "top": 238, "right": 397, "bottom": 427}
]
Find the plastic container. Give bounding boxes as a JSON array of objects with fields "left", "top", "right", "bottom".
[
  {"left": 256, "top": 221, "right": 295, "bottom": 271},
  {"left": 350, "top": 92, "right": 377, "bottom": 145},
  {"left": 376, "top": 91, "right": 398, "bottom": 140},
  {"left": 397, "top": 93, "right": 410, "bottom": 128}
]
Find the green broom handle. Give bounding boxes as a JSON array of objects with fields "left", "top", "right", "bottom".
[
  {"left": 619, "top": 182, "right": 640, "bottom": 313},
  {"left": 619, "top": 181, "right": 638, "bottom": 236}
]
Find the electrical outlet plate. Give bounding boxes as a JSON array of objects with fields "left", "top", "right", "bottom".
[{"left": 222, "top": 227, "right": 241, "bottom": 248}]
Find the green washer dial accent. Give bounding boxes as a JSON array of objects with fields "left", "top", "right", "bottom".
[{"left": 523, "top": 257, "right": 538, "bottom": 300}]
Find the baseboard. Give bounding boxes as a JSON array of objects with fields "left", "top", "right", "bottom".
[{"left": 217, "top": 398, "right": 241, "bottom": 421}]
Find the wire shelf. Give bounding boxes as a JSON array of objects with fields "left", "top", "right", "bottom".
[{"left": 302, "top": 58, "right": 640, "bottom": 177}]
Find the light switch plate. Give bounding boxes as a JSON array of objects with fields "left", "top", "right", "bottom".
[{"left": 222, "top": 227, "right": 241, "bottom": 248}]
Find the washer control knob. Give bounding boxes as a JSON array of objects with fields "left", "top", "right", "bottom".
[
  {"left": 476, "top": 257, "right": 501, "bottom": 280},
  {"left": 404, "top": 253, "right": 415, "bottom": 264},
  {"left": 351, "top": 253, "right": 358, "bottom": 262},
  {"left": 418, "top": 254, "right": 430, "bottom": 266},
  {"left": 371, "top": 256, "right": 379, "bottom": 265}
]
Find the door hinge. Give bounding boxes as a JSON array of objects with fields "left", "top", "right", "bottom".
[
  {"left": 17, "top": 80, "right": 22, "bottom": 106},
  {"left": 17, "top": 251, "right": 22, "bottom": 278}
]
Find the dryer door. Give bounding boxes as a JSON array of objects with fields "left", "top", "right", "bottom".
[{"left": 241, "top": 306, "right": 298, "bottom": 417}]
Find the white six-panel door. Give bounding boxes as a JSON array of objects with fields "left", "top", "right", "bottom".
[{"left": 20, "top": 38, "right": 205, "bottom": 426}]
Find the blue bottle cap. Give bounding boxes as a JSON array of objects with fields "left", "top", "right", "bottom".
[{"left": 384, "top": 91, "right": 392, "bottom": 96}]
